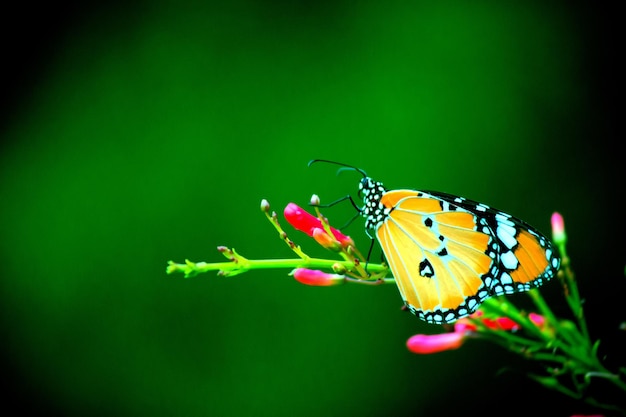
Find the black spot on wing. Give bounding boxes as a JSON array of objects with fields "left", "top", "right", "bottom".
[{"left": 419, "top": 258, "right": 434, "bottom": 278}]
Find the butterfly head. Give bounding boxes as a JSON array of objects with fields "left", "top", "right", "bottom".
[
  {"left": 306, "top": 160, "right": 390, "bottom": 230},
  {"left": 358, "top": 177, "right": 389, "bottom": 230}
]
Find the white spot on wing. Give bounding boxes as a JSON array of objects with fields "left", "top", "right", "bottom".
[
  {"left": 495, "top": 213, "right": 514, "bottom": 226},
  {"left": 497, "top": 224, "right": 517, "bottom": 249},
  {"left": 500, "top": 272, "right": 513, "bottom": 285},
  {"left": 500, "top": 251, "right": 519, "bottom": 270}
]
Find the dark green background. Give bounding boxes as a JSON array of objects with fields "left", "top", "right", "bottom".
[{"left": 1, "top": 1, "right": 623, "bottom": 416}]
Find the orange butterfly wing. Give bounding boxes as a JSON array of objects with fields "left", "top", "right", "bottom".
[{"left": 375, "top": 189, "right": 559, "bottom": 324}]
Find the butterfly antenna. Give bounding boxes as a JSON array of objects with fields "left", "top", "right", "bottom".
[{"left": 307, "top": 159, "right": 367, "bottom": 178}]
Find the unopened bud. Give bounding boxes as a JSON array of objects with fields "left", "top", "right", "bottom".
[
  {"left": 312, "top": 228, "right": 341, "bottom": 251},
  {"left": 292, "top": 268, "right": 345, "bottom": 286},
  {"left": 332, "top": 263, "right": 347, "bottom": 274},
  {"left": 550, "top": 212, "right": 566, "bottom": 245}
]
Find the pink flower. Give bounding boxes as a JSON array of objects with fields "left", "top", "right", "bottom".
[
  {"left": 283, "top": 203, "right": 354, "bottom": 248},
  {"left": 292, "top": 268, "right": 344, "bottom": 286},
  {"left": 406, "top": 332, "right": 465, "bottom": 354}
]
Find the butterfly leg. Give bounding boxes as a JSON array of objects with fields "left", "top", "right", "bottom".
[{"left": 361, "top": 237, "right": 377, "bottom": 277}]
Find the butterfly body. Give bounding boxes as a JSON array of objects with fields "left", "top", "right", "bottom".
[{"left": 357, "top": 176, "right": 560, "bottom": 324}]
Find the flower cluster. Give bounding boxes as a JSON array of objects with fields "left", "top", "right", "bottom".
[
  {"left": 407, "top": 310, "right": 546, "bottom": 354},
  {"left": 284, "top": 200, "right": 354, "bottom": 250},
  {"left": 280, "top": 199, "right": 389, "bottom": 283}
]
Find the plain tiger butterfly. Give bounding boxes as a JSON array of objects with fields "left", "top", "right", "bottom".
[{"left": 309, "top": 160, "right": 561, "bottom": 324}]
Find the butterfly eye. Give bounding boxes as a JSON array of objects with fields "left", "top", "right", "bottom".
[{"left": 357, "top": 178, "right": 366, "bottom": 198}]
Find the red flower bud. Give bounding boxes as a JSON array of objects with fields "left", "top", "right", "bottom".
[
  {"left": 478, "top": 316, "right": 520, "bottom": 331},
  {"left": 283, "top": 203, "right": 354, "bottom": 248}
]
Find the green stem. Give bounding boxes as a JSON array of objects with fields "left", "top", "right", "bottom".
[
  {"left": 481, "top": 297, "right": 600, "bottom": 370},
  {"left": 167, "top": 257, "right": 389, "bottom": 279},
  {"left": 526, "top": 290, "right": 589, "bottom": 353},
  {"left": 555, "top": 235, "right": 590, "bottom": 343},
  {"left": 583, "top": 397, "right": 626, "bottom": 417}
]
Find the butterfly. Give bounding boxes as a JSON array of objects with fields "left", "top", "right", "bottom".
[{"left": 310, "top": 160, "right": 561, "bottom": 324}]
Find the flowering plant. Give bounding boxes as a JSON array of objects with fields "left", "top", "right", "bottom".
[{"left": 167, "top": 199, "right": 626, "bottom": 416}]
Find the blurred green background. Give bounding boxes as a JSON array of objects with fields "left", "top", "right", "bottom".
[{"left": 1, "top": 1, "right": 623, "bottom": 416}]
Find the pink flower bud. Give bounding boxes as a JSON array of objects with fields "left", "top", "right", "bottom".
[
  {"left": 332, "top": 262, "right": 347, "bottom": 274},
  {"left": 551, "top": 212, "right": 566, "bottom": 245},
  {"left": 406, "top": 332, "right": 465, "bottom": 354},
  {"left": 528, "top": 312, "right": 546, "bottom": 328},
  {"left": 292, "top": 268, "right": 344, "bottom": 286}
]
